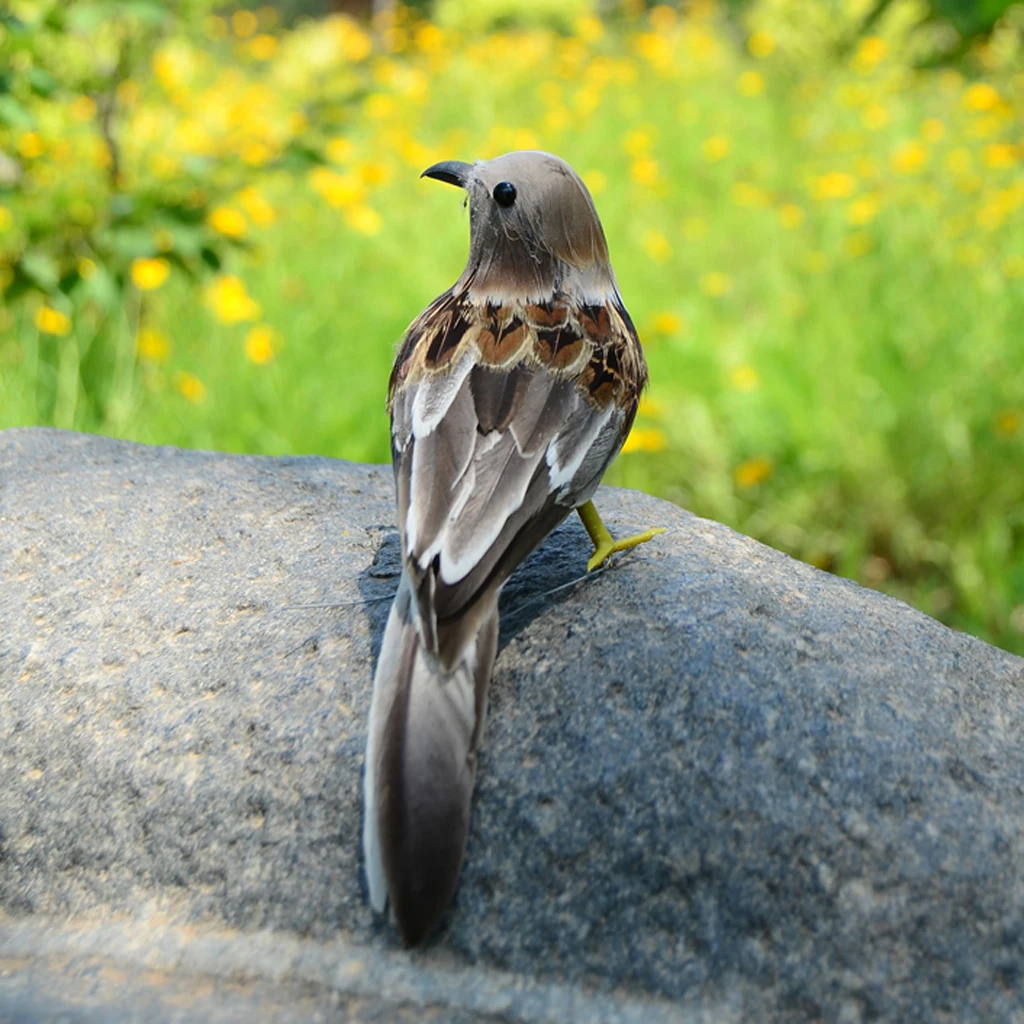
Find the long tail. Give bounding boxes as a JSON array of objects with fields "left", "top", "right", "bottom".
[{"left": 363, "top": 571, "right": 498, "bottom": 945}]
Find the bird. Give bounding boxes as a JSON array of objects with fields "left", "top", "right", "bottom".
[{"left": 362, "top": 150, "right": 663, "bottom": 945}]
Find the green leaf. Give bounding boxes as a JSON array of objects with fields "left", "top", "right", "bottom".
[
  {"left": 81, "top": 265, "right": 121, "bottom": 311},
  {"left": 0, "top": 96, "right": 34, "bottom": 130},
  {"left": 119, "top": 1, "right": 172, "bottom": 28},
  {"left": 199, "top": 246, "right": 221, "bottom": 271},
  {"left": 27, "top": 67, "right": 57, "bottom": 97},
  {"left": 164, "top": 223, "right": 204, "bottom": 259},
  {"left": 108, "top": 225, "right": 156, "bottom": 260},
  {"left": 17, "top": 252, "right": 60, "bottom": 293}
]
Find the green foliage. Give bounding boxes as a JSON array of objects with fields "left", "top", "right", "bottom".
[
  {"left": 434, "top": 0, "right": 596, "bottom": 33},
  {"left": 1, "top": 0, "right": 1023, "bottom": 654},
  {"left": 0, "top": 0, "right": 335, "bottom": 428}
]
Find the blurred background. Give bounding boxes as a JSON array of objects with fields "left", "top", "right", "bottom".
[{"left": 0, "top": 0, "right": 1022, "bottom": 652}]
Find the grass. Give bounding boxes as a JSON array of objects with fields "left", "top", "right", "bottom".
[{"left": 1, "top": 2, "right": 1023, "bottom": 652}]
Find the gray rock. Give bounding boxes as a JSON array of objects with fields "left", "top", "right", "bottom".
[{"left": 1, "top": 426, "right": 1023, "bottom": 1023}]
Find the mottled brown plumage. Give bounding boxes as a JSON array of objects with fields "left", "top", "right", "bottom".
[
  {"left": 364, "top": 151, "right": 648, "bottom": 946},
  {"left": 389, "top": 288, "right": 646, "bottom": 411}
]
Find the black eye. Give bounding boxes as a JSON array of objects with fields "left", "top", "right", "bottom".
[{"left": 492, "top": 181, "right": 517, "bottom": 207}]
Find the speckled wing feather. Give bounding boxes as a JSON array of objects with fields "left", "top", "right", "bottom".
[
  {"left": 364, "top": 286, "right": 646, "bottom": 943},
  {"left": 389, "top": 289, "right": 646, "bottom": 646}
]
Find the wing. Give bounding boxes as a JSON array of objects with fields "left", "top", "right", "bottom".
[{"left": 388, "top": 290, "right": 646, "bottom": 666}]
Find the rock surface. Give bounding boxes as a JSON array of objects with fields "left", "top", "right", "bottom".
[{"left": 1, "top": 426, "right": 1023, "bottom": 1022}]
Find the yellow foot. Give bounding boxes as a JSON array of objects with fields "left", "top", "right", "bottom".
[{"left": 576, "top": 500, "right": 667, "bottom": 573}]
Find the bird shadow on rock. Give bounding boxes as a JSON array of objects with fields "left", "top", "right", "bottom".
[{"left": 355, "top": 517, "right": 600, "bottom": 671}]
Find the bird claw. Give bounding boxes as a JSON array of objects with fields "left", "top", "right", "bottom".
[
  {"left": 586, "top": 527, "right": 666, "bottom": 572},
  {"left": 577, "top": 499, "right": 666, "bottom": 572}
]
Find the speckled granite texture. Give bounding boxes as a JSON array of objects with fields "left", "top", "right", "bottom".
[{"left": 2, "top": 427, "right": 1023, "bottom": 1022}]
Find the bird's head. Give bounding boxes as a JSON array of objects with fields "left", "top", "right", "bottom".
[{"left": 421, "top": 150, "right": 617, "bottom": 305}]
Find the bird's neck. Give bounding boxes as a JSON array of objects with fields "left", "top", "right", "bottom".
[{"left": 457, "top": 255, "right": 618, "bottom": 310}]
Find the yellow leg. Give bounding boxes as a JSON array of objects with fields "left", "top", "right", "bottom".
[{"left": 576, "top": 500, "right": 666, "bottom": 573}]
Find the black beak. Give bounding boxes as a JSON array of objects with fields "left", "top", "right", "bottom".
[{"left": 421, "top": 160, "right": 473, "bottom": 188}]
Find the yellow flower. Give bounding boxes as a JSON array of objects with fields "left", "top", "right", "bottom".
[
  {"left": 891, "top": 141, "right": 927, "bottom": 174},
  {"left": 242, "top": 142, "right": 273, "bottom": 166},
  {"left": 847, "top": 195, "right": 879, "bottom": 225},
  {"left": 236, "top": 187, "right": 275, "bottom": 227},
  {"left": 208, "top": 206, "right": 247, "bottom": 238},
  {"left": 747, "top": 30, "right": 775, "bottom": 58},
  {"left": 35, "top": 306, "right": 71, "bottom": 336},
  {"left": 634, "top": 32, "right": 672, "bottom": 70},
  {"left": 946, "top": 148, "right": 973, "bottom": 174},
  {"left": 814, "top": 172, "right": 857, "bottom": 199},
  {"left": 702, "top": 135, "right": 730, "bottom": 162},
  {"left": 244, "top": 325, "right": 279, "bottom": 365},
  {"left": 649, "top": 4, "right": 676, "bottom": 32},
  {"left": 638, "top": 395, "right": 663, "bottom": 418},
  {"left": 778, "top": 203, "right": 804, "bottom": 229},
  {"left": 731, "top": 182, "right": 768, "bottom": 207},
  {"left": 150, "top": 153, "right": 178, "bottom": 179},
  {"left": 231, "top": 9, "right": 258, "bottom": 37},
  {"left": 630, "top": 158, "right": 660, "bottom": 187},
  {"left": 734, "top": 456, "right": 773, "bottom": 489},
  {"left": 311, "top": 168, "right": 364, "bottom": 208},
  {"left": 977, "top": 204, "right": 1004, "bottom": 231},
  {"left": 248, "top": 34, "right": 277, "bottom": 60},
  {"left": 862, "top": 103, "right": 890, "bottom": 130},
  {"left": 341, "top": 24, "right": 372, "bottom": 62},
  {"left": 207, "top": 275, "right": 261, "bottom": 324},
  {"left": 993, "top": 409, "right": 1021, "bottom": 437},
  {"left": 737, "top": 70, "right": 764, "bottom": 97},
  {"left": 204, "top": 14, "right": 226, "bottom": 39},
  {"left": 583, "top": 170, "right": 607, "bottom": 195},
  {"left": 326, "top": 137, "right": 354, "bottom": 164},
  {"left": 575, "top": 14, "right": 604, "bottom": 43},
  {"left": 921, "top": 118, "right": 946, "bottom": 142},
  {"left": 545, "top": 106, "right": 570, "bottom": 133},
  {"left": 854, "top": 36, "right": 887, "bottom": 70},
  {"left": 730, "top": 365, "right": 759, "bottom": 392},
  {"left": 844, "top": 232, "right": 874, "bottom": 258},
  {"left": 18, "top": 132, "right": 44, "bottom": 159},
  {"left": 117, "top": 80, "right": 140, "bottom": 106},
  {"left": 1003, "top": 254, "right": 1024, "bottom": 279},
  {"left": 365, "top": 94, "right": 394, "bottom": 120},
  {"left": 622, "top": 428, "right": 667, "bottom": 454},
  {"left": 173, "top": 371, "right": 207, "bottom": 404},
  {"left": 0, "top": 207, "right": 11, "bottom": 232},
  {"left": 130, "top": 257, "right": 170, "bottom": 291},
  {"left": 71, "top": 95, "right": 97, "bottom": 121},
  {"left": 345, "top": 205, "right": 383, "bottom": 235},
  {"left": 699, "top": 271, "right": 732, "bottom": 296},
  {"left": 415, "top": 23, "right": 445, "bottom": 54},
  {"left": 358, "top": 161, "right": 391, "bottom": 186},
  {"left": 623, "top": 129, "right": 652, "bottom": 156},
  {"left": 962, "top": 83, "right": 1001, "bottom": 112},
  {"left": 984, "top": 143, "right": 1017, "bottom": 169},
  {"left": 136, "top": 327, "right": 170, "bottom": 362},
  {"left": 839, "top": 83, "right": 868, "bottom": 107},
  {"left": 641, "top": 230, "right": 672, "bottom": 264},
  {"left": 652, "top": 312, "right": 681, "bottom": 335}
]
